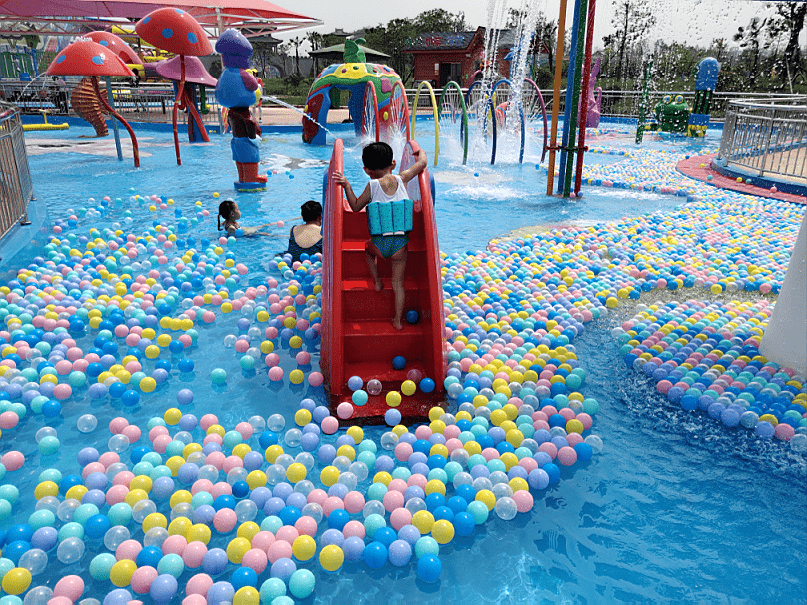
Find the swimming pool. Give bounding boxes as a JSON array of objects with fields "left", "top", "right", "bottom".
[{"left": 2, "top": 122, "right": 803, "bottom": 604}]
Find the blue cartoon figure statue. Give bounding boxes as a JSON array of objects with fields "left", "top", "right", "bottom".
[{"left": 215, "top": 29, "right": 267, "bottom": 191}]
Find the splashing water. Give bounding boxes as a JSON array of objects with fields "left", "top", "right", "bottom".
[{"left": 264, "top": 94, "right": 336, "bottom": 139}]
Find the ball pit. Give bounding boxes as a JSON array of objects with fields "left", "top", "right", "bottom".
[{"left": 0, "top": 122, "right": 803, "bottom": 605}]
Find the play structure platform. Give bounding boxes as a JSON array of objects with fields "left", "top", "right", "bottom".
[{"left": 320, "top": 139, "right": 446, "bottom": 424}]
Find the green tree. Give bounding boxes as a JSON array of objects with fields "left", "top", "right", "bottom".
[
  {"left": 765, "top": 2, "right": 806, "bottom": 89},
  {"left": 306, "top": 31, "right": 324, "bottom": 75},
  {"left": 610, "top": 0, "right": 656, "bottom": 81},
  {"left": 506, "top": 9, "right": 558, "bottom": 72},
  {"left": 733, "top": 17, "right": 766, "bottom": 88},
  {"left": 413, "top": 9, "right": 467, "bottom": 33}
]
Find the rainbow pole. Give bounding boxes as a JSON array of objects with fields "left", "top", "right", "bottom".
[
  {"left": 546, "top": 0, "right": 568, "bottom": 196},
  {"left": 574, "top": 0, "right": 598, "bottom": 194},
  {"left": 557, "top": 0, "right": 586, "bottom": 196}
]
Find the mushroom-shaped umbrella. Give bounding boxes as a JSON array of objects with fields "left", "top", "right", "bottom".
[
  {"left": 136, "top": 8, "right": 213, "bottom": 165},
  {"left": 156, "top": 55, "right": 216, "bottom": 143},
  {"left": 84, "top": 31, "right": 142, "bottom": 66},
  {"left": 46, "top": 38, "right": 140, "bottom": 168}
]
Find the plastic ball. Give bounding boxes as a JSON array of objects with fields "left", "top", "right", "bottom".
[
  {"left": 288, "top": 569, "right": 315, "bottom": 599},
  {"left": 318, "top": 544, "right": 344, "bottom": 572},
  {"left": 417, "top": 554, "right": 442, "bottom": 582}
]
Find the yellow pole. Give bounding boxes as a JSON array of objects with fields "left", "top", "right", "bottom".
[
  {"left": 411, "top": 81, "right": 440, "bottom": 165},
  {"left": 547, "top": 0, "right": 569, "bottom": 195}
]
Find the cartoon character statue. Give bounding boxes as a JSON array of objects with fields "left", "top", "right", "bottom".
[
  {"left": 653, "top": 94, "right": 690, "bottom": 133},
  {"left": 582, "top": 56, "right": 602, "bottom": 128},
  {"left": 215, "top": 29, "right": 267, "bottom": 191},
  {"left": 687, "top": 57, "right": 720, "bottom": 138}
]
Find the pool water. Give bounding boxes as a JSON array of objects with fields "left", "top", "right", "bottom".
[{"left": 6, "top": 122, "right": 805, "bottom": 603}]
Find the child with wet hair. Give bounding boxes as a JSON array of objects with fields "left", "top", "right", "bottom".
[
  {"left": 217, "top": 199, "right": 272, "bottom": 236},
  {"left": 286, "top": 200, "right": 323, "bottom": 262}
]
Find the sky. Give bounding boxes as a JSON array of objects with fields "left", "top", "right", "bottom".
[{"left": 274, "top": 0, "right": 806, "bottom": 54}]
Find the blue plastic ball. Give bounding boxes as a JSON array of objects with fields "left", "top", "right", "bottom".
[
  {"left": 392, "top": 356, "right": 406, "bottom": 370},
  {"left": 417, "top": 554, "right": 442, "bottom": 582}
]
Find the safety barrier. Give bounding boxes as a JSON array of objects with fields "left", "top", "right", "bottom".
[
  {"left": 0, "top": 102, "right": 33, "bottom": 239},
  {"left": 717, "top": 97, "right": 807, "bottom": 183}
]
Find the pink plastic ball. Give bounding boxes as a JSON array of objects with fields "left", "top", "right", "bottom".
[
  {"left": 213, "top": 508, "right": 237, "bottom": 533},
  {"left": 343, "top": 491, "right": 365, "bottom": 514},
  {"left": 775, "top": 423, "right": 795, "bottom": 441},
  {"left": 251, "top": 531, "right": 276, "bottom": 551},
  {"left": 99, "top": 452, "right": 120, "bottom": 468},
  {"left": 130, "top": 566, "right": 158, "bottom": 594},
  {"left": 53, "top": 575, "right": 85, "bottom": 600},
  {"left": 1, "top": 451, "right": 24, "bottom": 471},
  {"left": 122, "top": 425, "right": 141, "bottom": 443},
  {"left": 53, "top": 384, "right": 72, "bottom": 400},
  {"left": 206, "top": 452, "right": 226, "bottom": 470},
  {"left": 294, "top": 517, "right": 317, "bottom": 537},
  {"left": 235, "top": 422, "right": 253, "bottom": 440},
  {"left": 0, "top": 412, "right": 19, "bottom": 430},
  {"left": 322, "top": 496, "right": 345, "bottom": 517},
  {"left": 295, "top": 351, "right": 311, "bottom": 365},
  {"left": 200, "top": 414, "right": 219, "bottom": 431},
  {"left": 210, "top": 482, "right": 232, "bottom": 499},
  {"left": 383, "top": 490, "right": 405, "bottom": 513},
  {"left": 182, "top": 542, "right": 207, "bottom": 568},
  {"left": 407, "top": 474, "right": 427, "bottom": 490},
  {"left": 308, "top": 372, "right": 324, "bottom": 387},
  {"left": 234, "top": 340, "right": 249, "bottom": 353},
  {"left": 557, "top": 446, "right": 578, "bottom": 466},
  {"left": 337, "top": 402, "right": 353, "bottom": 419},
  {"left": 106, "top": 485, "right": 129, "bottom": 506},
  {"left": 394, "top": 442, "right": 413, "bottom": 462},
  {"left": 341, "top": 520, "right": 366, "bottom": 539},
  {"left": 306, "top": 489, "right": 327, "bottom": 506},
  {"left": 241, "top": 548, "right": 268, "bottom": 573},
  {"left": 162, "top": 535, "right": 187, "bottom": 556},
  {"left": 538, "top": 442, "right": 558, "bottom": 459},
  {"left": 575, "top": 412, "right": 593, "bottom": 430},
  {"left": 48, "top": 597, "right": 73, "bottom": 605},
  {"left": 267, "top": 540, "right": 292, "bottom": 564},
  {"left": 268, "top": 366, "right": 284, "bottom": 382},
  {"left": 202, "top": 311, "right": 216, "bottom": 323},
  {"left": 275, "top": 526, "right": 299, "bottom": 543},
  {"left": 109, "top": 417, "right": 129, "bottom": 435},
  {"left": 184, "top": 595, "right": 207, "bottom": 605},
  {"left": 185, "top": 573, "right": 213, "bottom": 597},
  {"left": 116, "top": 539, "right": 142, "bottom": 561},
  {"left": 321, "top": 416, "right": 339, "bottom": 435},
  {"left": 390, "top": 507, "right": 413, "bottom": 531},
  {"left": 512, "top": 490, "right": 534, "bottom": 513}
]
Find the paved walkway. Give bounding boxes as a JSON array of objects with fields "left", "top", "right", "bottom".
[
  {"left": 256, "top": 107, "right": 350, "bottom": 126},
  {"left": 676, "top": 153, "right": 807, "bottom": 205}
]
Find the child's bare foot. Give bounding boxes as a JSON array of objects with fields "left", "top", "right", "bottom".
[
  {"left": 392, "top": 318, "right": 403, "bottom": 331},
  {"left": 374, "top": 278, "right": 383, "bottom": 292}
]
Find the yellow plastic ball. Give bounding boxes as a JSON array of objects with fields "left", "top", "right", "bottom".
[
  {"left": 233, "top": 586, "right": 260, "bottom": 605},
  {"left": 475, "top": 489, "right": 496, "bottom": 511},
  {"left": 166, "top": 456, "right": 185, "bottom": 476},
  {"left": 110, "top": 558, "right": 137, "bottom": 587},
  {"left": 213, "top": 192, "right": 220, "bottom": 198},
  {"left": 260, "top": 340, "right": 273, "bottom": 353},
  {"left": 168, "top": 517, "right": 192, "bottom": 537},
  {"left": 232, "top": 444, "right": 251, "bottom": 460},
  {"left": 424, "top": 479, "right": 446, "bottom": 496},
  {"left": 606, "top": 297, "right": 618, "bottom": 309},
  {"left": 130, "top": 475, "right": 153, "bottom": 493},
  {"left": 123, "top": 488, "right": 147, "bottom": 507},
  {"left": 320, "top": 465, "right": 340, "bottom": 487},
  {"left": 566, "top": 419, "right": 584, "bottom": 434},
  {"left": 164, "top": 408, "right": 182, "bottom": 425},
  {"left": 186, "top": 523, "right": 211, "bottom": 545},
  {"left": 490, "top": 409, "right": 508, "bottom": 426},
  {"left": 336, "top": 445, "right": 355, "bottom": 461},
  {"left": 294, "top": 408, "right": 312, "bottom": 426},
  {"left": 319, "top": 544, "right": 344, "bottom": 572},
  {"left": 286, "top": 463, "right": 307, "bottom": 483},
  {"left": 372, "top": 471, "right": 392, "bottom": 486},
  {"left": 401, "top": 380, "right": 417, "bottom": 396},
  {"left": 226, "top": 537, "right": 251, "bottom": 564},
  {"left": 429, "top": 443, "right": 448, "bottom": 458},
  {"left": 502, "top": 403, "right": 518, "bottom": 420},
  {"left": 506, "top": 428, "right": 524, "bottom": 448},
  {"left": 412, "top": 510, "right": 435, "bottom": 534},
  {"left": 509, "top": 477, "right": 529, "bottom": 492},
  {"left": 144, "top": 344, "right": 161, "bottom": 359},
  {"left": 142, "top": 512, "right": 167, "bottom": 532},
  {"left": 431, "top": 519, "right": 455, "bottom": 544},
  {"left": 289, "top": 336, "right": 303, "bottom": 349},
  {"left": 500, "top": 452, "right": 518, "bottom": 471},
  {"left": 34, "top": 481, "right": 59, "bottom": 500},
  {"left": 237, "top": 521, "right": 260, "bottom": 542},
  {"left": 292, "top": 535, "right": 317, "bottom": 561},
  {"left": 289, "top": 369, "right": 305, "bottom": 384},
  {"left": 1, "top": 567, "right": 31, "bottom": 595},
  {"left": 386, "top": 391, "right": 402, "bottom": 407},
  {"left": 156, "top": 334, "right": 172, "bottom": 347},
  {"left": 169, "top": 490, "right": 192, "bottom": 508},
  {"left": 264, "top": 445, "right": 284, "bottom": 463},
  {"left": 428, "top": 407, "right": 444, "bottom": 422},
  {"left": 346, "top": 426, "right": 364, "bottom": 444},
  {"left": 140, "top": 376, "right": 157, "bottom": 393},
  {"left": 246, "top": 470, "right": 267, "bottom": 490}
]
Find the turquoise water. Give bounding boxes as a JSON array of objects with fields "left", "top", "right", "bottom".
[{"left": 8, "top": 123, "right": 805, "bottom": 603}]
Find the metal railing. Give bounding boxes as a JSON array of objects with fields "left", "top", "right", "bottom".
[
  {"left": 717, "top": 97, "right": 807, "bottom": 183},
  {"left": 0, "top": 102, "right": 32, "bottom": 239},
  {"left": 407, "top": 87, "right": 804, "bottom": 122},
  {"left": 0, "top": 79, "right": 222, "bottom": 126}
]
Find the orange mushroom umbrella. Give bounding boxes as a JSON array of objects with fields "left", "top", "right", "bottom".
[
  {"left": 136, "top": 8, "right": 213, "bottom": 165},
  {"left": 84, "top": 31, "right": 142, "bottom": 65},
  {"left": 46, "top": 38, "right": 140, "bottom": 168}
]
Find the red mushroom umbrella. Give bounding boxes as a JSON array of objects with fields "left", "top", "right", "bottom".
[
  {"left": 84, "top": 31, "right": 142, "bottom": 65},
  {"left": 136, "top": 8, "right": 213, "bottom": 165},
  {"left": 46, "top": 38, "right": 140, "bottom": 168}
]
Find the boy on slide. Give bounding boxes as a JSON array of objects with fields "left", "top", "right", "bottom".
[{"left": 334, "top": 142, "right": 427, "bottom": 330}]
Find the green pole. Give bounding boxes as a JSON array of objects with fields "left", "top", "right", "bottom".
[
  {"left": 635, "top": 55, "right": 654, "bottom": 145},
  {"left": 562, "top": 0, "right": 589, "bottom": 197}
]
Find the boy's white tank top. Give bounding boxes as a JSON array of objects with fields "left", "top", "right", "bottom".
[{"left": 369, "top": 176, "right": 408, "bottom": 203}]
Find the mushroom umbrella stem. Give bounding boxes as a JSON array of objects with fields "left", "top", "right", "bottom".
[
  {"left": 91, "top": 76, "right": 140, "bottom": 168},
  {"left": 172, "top": 54, "right": 186, "bottom": 165},
  {"left": 184, "top": 86, "right": 210, "bottom": 143}
]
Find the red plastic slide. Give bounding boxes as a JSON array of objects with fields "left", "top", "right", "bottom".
[{"left": 320, "top": 139, "right": 446, "bottom": 423}]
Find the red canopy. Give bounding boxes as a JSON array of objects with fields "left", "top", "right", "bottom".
[
  {"left": 46, "top": 37, "right": 135, "bottom": 77},
  {"left": 0, "top": 0, "right": 321, "bottom": 37}
]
